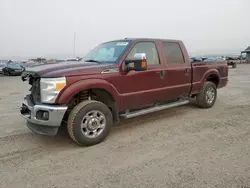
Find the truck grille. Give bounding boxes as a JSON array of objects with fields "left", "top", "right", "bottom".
[{"left": 29, "top": 76, "right": 40, "bottom": 103}]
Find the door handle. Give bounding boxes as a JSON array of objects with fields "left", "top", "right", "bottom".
[
  {"left": 184, "top": 69, "right": 189, "bottom": 75},
  {"left": 156, "top": 71, "right": 166, "bottom": 79}
]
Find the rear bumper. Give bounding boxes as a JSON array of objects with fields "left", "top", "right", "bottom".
[{"left": 20, "top": 95, "right": 68, "bottom": 136}]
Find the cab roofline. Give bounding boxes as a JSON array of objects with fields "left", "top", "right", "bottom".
[
  {"left": 98, "top": 38, "right": 183, "bottom": 46},
  {"left": 106, "top": 38, "right": 182, "bottom": 43}
]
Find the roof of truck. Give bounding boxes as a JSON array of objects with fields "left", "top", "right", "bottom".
[{"left": 109, "top": 38, "right": 182, "bottom": 43}]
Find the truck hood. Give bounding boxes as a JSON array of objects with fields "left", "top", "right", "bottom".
[{"left": 22, "top": 61, "right": 113, "bottom": 78}]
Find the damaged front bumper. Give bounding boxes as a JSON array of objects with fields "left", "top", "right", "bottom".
[{"left": 20, "top": 95, "right": 68, "bottom": 136}]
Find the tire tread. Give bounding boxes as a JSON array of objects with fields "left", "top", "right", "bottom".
[
  {"left": 196, "top": 81, "right": 217, "bottom": 108},
  {"left": 67, "top": 100, "right": 111, "bottom": 146}
]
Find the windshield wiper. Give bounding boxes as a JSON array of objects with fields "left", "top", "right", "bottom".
[{"left": 84, "top": 59, "right": 101, "bottom": 64}]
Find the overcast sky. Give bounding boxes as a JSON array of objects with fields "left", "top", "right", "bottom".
[{"left": 1, "top": 0, "right": 249, "bottom": 59}]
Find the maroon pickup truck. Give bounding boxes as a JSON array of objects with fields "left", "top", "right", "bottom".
[{"left": 20, "top": 38, "right": 228, "bottom": 146}]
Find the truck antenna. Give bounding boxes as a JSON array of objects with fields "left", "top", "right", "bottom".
[{"left": 73, "top": 32, "right": 76, "bottom": 57}]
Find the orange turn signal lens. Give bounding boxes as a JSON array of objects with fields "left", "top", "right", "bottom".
[
  {"left": 56, "top": 83, "right": 66, "bottom": 91},
  {"left": 141, "top": 61, "right": 146, "bottom": 68}
]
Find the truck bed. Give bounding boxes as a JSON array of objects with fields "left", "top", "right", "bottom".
[{"left": 191, "top": 61, "right": 228, "bottom": 94}]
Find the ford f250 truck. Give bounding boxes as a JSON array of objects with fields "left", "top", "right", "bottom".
[{"left": 20, "top": 38, "right": 228, "bottom": 146}]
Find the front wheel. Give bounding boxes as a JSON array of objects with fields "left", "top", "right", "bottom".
[
  {"left": 4, "top": 71, "right": 9, "bottom": 76},
  {"left": 67, "top": 100, "right": 113, "bottom": 146},
  {"left": 196, "top": 81, "right": 217, "bottom": 108}
]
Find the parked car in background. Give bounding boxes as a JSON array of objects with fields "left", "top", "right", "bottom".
[
  {"left": 191, "top": 56, "right": 227, "bottom": 64},
  {"left": 203, "top": 57, "right": 218, "bottom": 62},
  {"left": 2, "top": 63, "right": 25, "bottom": 76},
  {"left": 0, "top": 63, "right": 7, "bottom": 74},
  {"left": 226, "top": 56, "right": 238, "bottom": 68},
  {"left": 190, "top": 57, "right": 203, "bottom": 62},
  {"left": 65, "top": 57, "right": 83, "bottom": 62},
  {"left": 22, "top": 62, "right": 42, "bottom": 67}
]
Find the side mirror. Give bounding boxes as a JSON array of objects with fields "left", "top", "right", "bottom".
[{"left": 124, "top": 53, "right": 147, "bottom": 72}]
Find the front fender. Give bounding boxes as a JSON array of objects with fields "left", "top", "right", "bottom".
[{"left": 56, "top": 78, "right": 121, "bottom": 106}]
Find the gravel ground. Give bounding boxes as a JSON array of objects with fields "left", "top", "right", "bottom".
[{"left": 0, "top": 65, "right": 250, "bottom": 188}]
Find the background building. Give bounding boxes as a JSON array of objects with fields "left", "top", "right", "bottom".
[{"left": 241, "top": 46, "right": 250, "bottom": 63}]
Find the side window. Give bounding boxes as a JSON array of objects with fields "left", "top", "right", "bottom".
[
  {"left": 163, "top": 42, "right": 185, "bottom": 64},
  {"left": 126, "top": 42, "right": 160, "bottom": 65}
]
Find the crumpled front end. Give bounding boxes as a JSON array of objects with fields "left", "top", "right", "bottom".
[{"left": 20, "top": 72, "right": 68, "bottom": 136}]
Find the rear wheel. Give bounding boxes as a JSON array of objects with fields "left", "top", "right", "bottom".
[
  {"left": 67, "top": 100, "right": 113, "bottom": 146},
  {"left": 196, "top": 81, "right": 217, "bottom": 108},
  {"left": 232, "top": 63, "right": 237, "bottom": 68}
]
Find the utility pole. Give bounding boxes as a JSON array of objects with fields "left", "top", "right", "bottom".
[{"left": 73, "top": 32, "right": 76, "bottom": 57}]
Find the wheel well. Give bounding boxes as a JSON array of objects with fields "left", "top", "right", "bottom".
[
  {"left": 206, "top": 74, "right": 219, "bottom": 87},
  {"left": 65, "top": 88, "right": 118, "bottom": 123}
]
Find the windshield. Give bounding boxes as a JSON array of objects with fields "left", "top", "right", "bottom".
[
  {"left": 81, "top": 40, "right": 131, "bottom": 64},
  {"left": 0, "top": 63, "right": 6, "bottom": 67},
  {"left": 8, "top": 63, "right": 22, "bottom": 69}
]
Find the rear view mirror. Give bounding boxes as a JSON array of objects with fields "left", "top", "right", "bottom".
[{"left": 124, "top": 53, "right": 147, "bottom": 72}]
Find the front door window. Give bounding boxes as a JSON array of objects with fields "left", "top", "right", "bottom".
[{"left": 126, "top": 42, "right": 160, "bottom": 66}]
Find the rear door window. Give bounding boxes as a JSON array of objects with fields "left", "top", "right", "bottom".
[{"left": 163, "top": 42, "right": 185, "bottom": 64}]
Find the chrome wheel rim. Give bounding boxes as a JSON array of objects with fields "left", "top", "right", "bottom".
[
  {"left": 80, "top": 110, "right": 106, "bottom": 139},
  {"left": 205, "top": 87, "right": 215, "bottom": 104}
]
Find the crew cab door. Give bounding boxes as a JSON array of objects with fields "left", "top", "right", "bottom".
[
  {"left": 161, "top": 41, "right": 192, "bottom": 100},
  {"left": 119, "top": 41, "right": 167, "bottom": 110}
]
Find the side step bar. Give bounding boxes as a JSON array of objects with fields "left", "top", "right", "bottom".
[{"left": 119, "top": 99, "right": 190, "bottom": 119}]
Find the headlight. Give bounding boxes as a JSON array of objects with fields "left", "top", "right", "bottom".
[{"left": 40, "top": 77, "right": 66, "bottom": 103}]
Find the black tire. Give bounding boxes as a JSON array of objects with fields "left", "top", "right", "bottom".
[
  {"left": 232, "top": 63, "right": 236, "bottom": 68},
  {"left": 67, "top": 100, "right": 113, "bottom": 146},
  {"left": 3, "top": 71, "right": 9, "bottom": 76},
  {"left": 196, "top": 81, "right": 217, "bottom": 108}
]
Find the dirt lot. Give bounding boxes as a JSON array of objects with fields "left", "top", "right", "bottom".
[{"left": 0, "top": 65, "right": 250, "bottom": 188}]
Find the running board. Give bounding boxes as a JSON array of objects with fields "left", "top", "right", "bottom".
[{"left": 119, "top": 99, "right": 190, "bottom": 119}]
